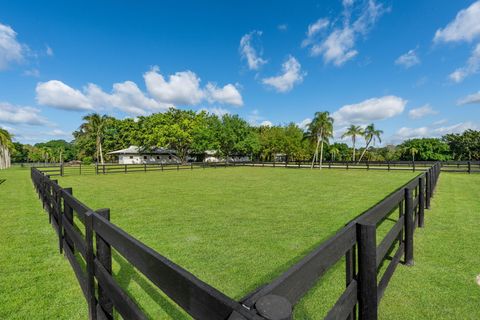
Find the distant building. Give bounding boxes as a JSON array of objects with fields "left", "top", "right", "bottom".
[
  {"left": 107, "top": 146, "right": 180, "bottom": 164},
  {"left": 202, "top": 150, "right": 250, "bottom": 163}
]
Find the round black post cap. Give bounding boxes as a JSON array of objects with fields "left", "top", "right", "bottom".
[{"left": 255, "top": 294, "right": 292, "bottom": 320}]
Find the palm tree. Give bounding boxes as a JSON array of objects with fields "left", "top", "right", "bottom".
[
  {"left": 305, "top": 111, "right": 334, "bottom": 169},
  {"left": 80, "top": 113, "right": 109, "bottom": 164},
  {"left": 341, "top": 125, "right": 364, "bottom": 162},
  {"left": 357, "top": 123, "right": 383, "bottom": 163},
  {"left": 0, "top": 128, "right": 13, "bottom": 169},
  {"left": 329, "top": 145, "right": 340, "bottom": 162},
  {"left": 408, "top": 147, "right": 419, "bottom": 162}
]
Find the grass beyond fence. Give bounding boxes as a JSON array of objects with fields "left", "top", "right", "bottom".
[{"left": 40, "top": 169, "right": 436, "bottom": 318}]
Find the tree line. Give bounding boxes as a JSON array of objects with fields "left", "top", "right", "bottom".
[{"left": 5, "top": 108, "right": 480, "bottom": 166}]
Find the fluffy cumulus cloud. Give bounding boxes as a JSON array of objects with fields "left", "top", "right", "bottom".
[
  {"left": 0, "top": 102, "right": 50, "bottom": 126},
  {"left": 247, "top": 109, "right": 272, "bottom": 126},
  {"left": 205, "top": 83, "right": 243, "bottom": 106},
  {"left": 36, "top": 67, "right": 243, "bottom": 115},
  {"left": 198, "top": 107, "right": 230, "bottom": 117},
  {"left": 395, "top": 49, "right": 420, "bottom": 68},
  {"left": 36, "top": 80, "right": 94, "bottom": 111},
  {"left": 394, "top": 121, "right": 479, "bottom": 141},
  {"left": 433, "top": 1, "right": 480, "bottom": 43},
  {"left": 239, "top": 30, "right": 267, "bottom": 70},
  {"left": 449, "top": 43, "right": 480, "bottom": 83},
  {"left": 458, "top": 90, "right": 480, "bottom": 105},
  {"left": 0, "top": 22, "right": 25, "bottom": 70},
  {"left": 332, "top": 95, "right": 406, "bottom": 125},
  {"left": 302, "top": 0, "right": 387, "bottom": 66},
  {"left": 297, "top": 118, "right": 312, "bottom": 130},
  {"left": 262, "top": 56, "right": 305, "bottom": 92},
  {"left": 408, "top": 104, "right": 437, "bottom": 119}
]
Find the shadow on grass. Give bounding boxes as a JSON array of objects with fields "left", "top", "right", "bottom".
[
  {"left": 0, "top": 179, "right": 6, "bottom": 185},
  {"left": 112, "top": 251, "right": 190, "bottom": 320}
]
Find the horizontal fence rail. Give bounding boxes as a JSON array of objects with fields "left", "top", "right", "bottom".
[
  {"left": 32, "top": 162, "right": 442, "bottom": 319},
  {"left": 32, "top": 160, "right": 480, "bottom": 177}
]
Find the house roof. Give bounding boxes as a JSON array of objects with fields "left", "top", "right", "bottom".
[{"left": 107, "top": 146, "right": 176, "bottom": 155}]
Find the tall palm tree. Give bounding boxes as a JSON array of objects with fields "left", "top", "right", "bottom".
[
  {"left": 357, "top": 123, "right": 383, "bottom": 163},
  {"left": 80, "top": 113, "right": 109, "bottom": 164},
  {"left": 329, "top": 145, "right": 340, "bottom": 162},
  {"left": 341, "top": 125, "right": 364, "bottom": 162},
  {"left": 305, "top": 111, "right": 334, "bottom": 169},
  {"left": 0, "top": 128, "right": 13, "bottom": 169},
  {"left": 409, "top": 147, "right": 419, "bottom": 162}
]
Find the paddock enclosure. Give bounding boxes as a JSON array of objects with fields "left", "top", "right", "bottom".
[{"left": 26, "top": 161, "right": 452, "bottom": 320}]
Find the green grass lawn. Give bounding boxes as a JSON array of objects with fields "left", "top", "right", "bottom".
[
  {"left": 0, "top": 167, "right": 86, "bottom": 319},
  {"left": 5, "top": 167, "right": 478, "bottom": 319},
  {"left": 55, "top": 167, "right": 417, "bottom": 319},
  {"left": 379, "top": 173, "right": 480, "bottom": 319}
]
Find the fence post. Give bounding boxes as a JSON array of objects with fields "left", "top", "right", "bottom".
[
  {"left": 412, "top": 160, "right": 415, "bottom": 172},
  {"left": 404, "top": 187, "right": 414, "bottom": 266},
  {"left": 468, "top": 161, "right": 471, "bottom": 174},
  {"left": 60, "top": 163, "right": 64, "bottom": 176},
  {"left": 85, "top": 211, "right": 97, "bottom": 320},
  {"left": 124, "top": 164, "right": 127, "bottom": 174},
  {"left": 418, "top": 177, "right": 425, "bottom": 228},
  {"left": 346, "top": 245, "right": 356, "bottom": 320},
  {"left": 102, "top": 164, "right": 105, "bottom": 175},
  {"left": 96, "top": 209, "right": 114, "bottom": 319},
  {"left": 357, "top": 222, "right": 377, "bottom": 320},
  {"left": 63, "top": 188, "right": 75, "bottom": 253},
  {"left": 425, "top": 171, "right": 431, "bottom": 209},
  {"left": 144, "top": 163, "right": 147, "bottom": 172},
  {"left": 388, "top": 161, "right": 390, "bottom": 171}
]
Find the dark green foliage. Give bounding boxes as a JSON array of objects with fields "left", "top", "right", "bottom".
[
  {"left": 443, "top": 129, "right": 480, "bottom": 160},
  {"left": 398, "top": 138, "right": 451, "bottom": 161}
]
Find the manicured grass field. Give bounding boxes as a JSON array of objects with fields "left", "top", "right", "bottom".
[
  {"left": 55, "top": 167, "right": 417, "bottom": 318},
  {"left": 4, "top": 167, "right": 478, "bottom": 319},
  {"left": 0, "top": 168, "right": 86, "bottom": 319},
  {"left": 379, "top": 173, "right": 480, "bottom": 319}
]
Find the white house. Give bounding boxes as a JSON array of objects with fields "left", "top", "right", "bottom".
[{"left": 107, "top": 146, "right": 180, "bottom": 164}]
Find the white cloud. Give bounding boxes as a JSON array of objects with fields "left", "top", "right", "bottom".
[
  {"left": 392, "top": 121, "right": 478, "bottom": 141},
  {"left": 46, "top": 45, "right": 53, "bottom": 56},
  {"left": 395, "top": 49, "right": 420, "bottom": 68},
  {"left": 37, "top": 67, "right": 242, "bottom": 115},
  {"left": 23, "top": 68, "right": 40, "bottom": 77},
  {"left": 262, "top": 56, "right": 305, "bottom": 92},
  {"left": 408, "top": 104, "right": 437, "bottom": 119},
  {"left": 144, "top": 67, "right": 204, "bottom": 105},
  {"left": 303, "top": 0, "right": 386, "bottom": 66},
  {"left": 239, "top": 30, "right": 267, "bottom": 70},
  {"left": 247, "top": 109, "right": 272, "bottom": 126},
  {"left": 433, "top": 119, "right": 448, "bottom": 126},
  {"left": 205, "top": 83, "right": 243, "bottom": 106},
  {"left": 36, "top": 80, "right": 93, "bottom": 111},
  {"left": 260, "top": 120, "right": 272, "bottom": 127},
  {"left": 0, "top": 102, "right": 50, "bottom": 126},
  {"left": 198, "top": 107, "right": 230, "bottom": 117},
  {"left": 433, "top": 1, "right": 480, "bottom": 43},
  {"left": 449, "top": 43, "right": 480, "bottom": 83},
  {"left": 0, "top": 22, "right": 25, "bottom": 70},
  {"left": 85, "top": 81, "right": 170, "bottom": 115},
  {"left": 458, "top": 90, "right": 480, "bottom": 105},
  {"left": 333, "top": 95, "right": 406, "bottom": 125},
  {"left": 297, "top": 118, "right": 312, "bottom": 130},
  {"left": 278, "top": 24, "right": 288, "bottom": 31}
]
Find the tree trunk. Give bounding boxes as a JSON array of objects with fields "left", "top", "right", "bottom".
[
  {"left": 352, "top": 136, "right": 356, "bottom": 162},
  {"left": 319, "top": 128, "right": 324, "bottom": 170},
  {"left": 99, "top": 138, "right": 104, "bottom": 165},
  {"left": 311, "top": 136, "right": 320, "bottom": 169},
  {"left": 357, "top": 138, "right": 372, "bottom": 163}
]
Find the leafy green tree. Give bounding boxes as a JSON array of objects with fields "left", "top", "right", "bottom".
[
  {"left": 398, "top": 138, "right": 451, "bottom": 161},
  {"left": 0, "top": 128, "right": 13, "bottom": 169},
  {"left": 341, "top": 125, "right": 364, "bottom": 161},
  {"left": 357, "top": 123, "right": 383, "bottom": 163},
  {"left": 305, "top": 112, "right": 334, "bottom": 169},
  {"left": 218, "top": 114, "right": 256, "bottom": 159},
  {"left": 443, "top": 130, "right": 480, "bottom": 160}
]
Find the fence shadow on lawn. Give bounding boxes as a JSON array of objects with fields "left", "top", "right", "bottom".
[
  {"left": 30, "top": 161, "right": 443, "bottom": 320},
  {"left": 112, "top": 251, "right": 190, "bottom": 320}
]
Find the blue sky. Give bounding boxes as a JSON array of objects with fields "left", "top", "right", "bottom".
[{"left": 1, "top": 0, "right": 480, "bottom": 145}]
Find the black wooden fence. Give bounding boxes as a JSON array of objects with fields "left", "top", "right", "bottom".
[
  {"left": 34, "top": 160, "right": 478, "bottom": 177},
  {"left": 31, "top": 162, "right": 441, "bottom": 320}
]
